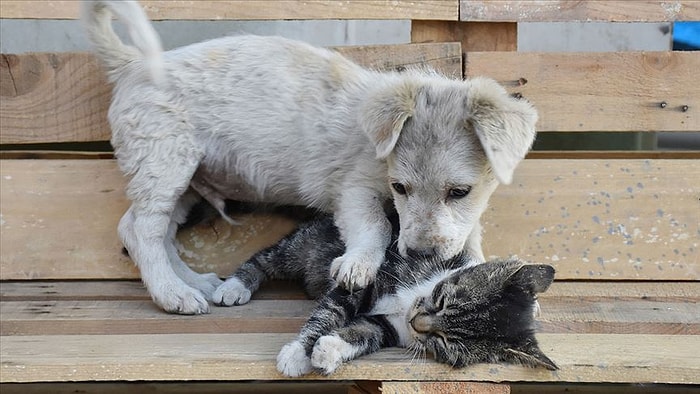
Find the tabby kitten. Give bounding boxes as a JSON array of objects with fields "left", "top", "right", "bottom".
[{"left": 214, "top": 214, "right": 557, "bottom": 376}]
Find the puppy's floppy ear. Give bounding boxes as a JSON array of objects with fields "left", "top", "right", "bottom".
[
  {"left": 360, "top": 80, "right": 418, "bottom": 159},
  {"left": 466, "top": 77, "right": 538, "bottom": 184}
]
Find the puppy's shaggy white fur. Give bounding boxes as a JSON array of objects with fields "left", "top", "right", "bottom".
[{"left": 82, "top": 0, "right": 538, "bottom": 314}]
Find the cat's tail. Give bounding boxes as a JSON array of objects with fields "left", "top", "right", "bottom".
[{"left": 81, "top": 0, "right": 164, "bottom": 85}]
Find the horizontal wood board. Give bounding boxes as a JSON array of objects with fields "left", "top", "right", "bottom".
[
  {"left": 1, "top": 159, "right": 697, "bottom": 281},
  {"left": 460, "top": 1, "right": 700, "bottom": 22},
  {"left": 1, "top": 333, "right": 698, "bottom": 384},
  {"left": 1, "top": 281, "right": 698, "bottom": 336},
  {"left": 0, "top": 1, "right": 458, "bottom": 20},
  {"left": 3, "top": 51, "right": 698, "bottom": 145},
  {"left": 0, "top": 43, "right": 461, "bottom": 144},
  {"left": 464, "top": 51, "right": 699, "bottom": 132}
]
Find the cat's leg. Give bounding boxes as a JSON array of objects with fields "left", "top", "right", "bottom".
[
  {"left": 277, "top": 287, "right": 366, "bottom": 377},
  {"left": 310, "top": 315, "right": 397, "bottom": 375},
  {"left": 213, "top": 249, "right": 277, "bottom": 306},
  {"left": 215, "top": 216, "right": 339, "bottom": 306}
]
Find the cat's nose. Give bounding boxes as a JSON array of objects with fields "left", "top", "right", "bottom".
[
  {"left": 406, "top": 247, "right": 437, "bottom": 259},
  {"left": 410, "top": 313, "right": 434, "bottom": 333}
]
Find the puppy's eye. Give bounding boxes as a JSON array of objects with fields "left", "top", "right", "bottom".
[
  {"left": 392, "top": 182, "right": 407, "bottom": 195},
  {"left": 447, "top": 187, "right": 471, "bottom": 200}
]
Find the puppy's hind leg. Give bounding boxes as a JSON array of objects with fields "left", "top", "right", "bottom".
[
  {"left": 118, "top": 134, "right": 208, "bottom": 314},
  {"left": 166, "top": 189, "right": 223, "bottom": 301}
]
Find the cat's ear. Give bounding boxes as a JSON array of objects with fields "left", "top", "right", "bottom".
[
  {"left": 503, "top": 344, "right": 558, "bottom": 370},
  {"left": 510, "top": 264, "right": 555, "bottom": 294}
]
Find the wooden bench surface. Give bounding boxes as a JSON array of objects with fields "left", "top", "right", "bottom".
[{"left": 1, "top": 0, "right": 699, "bottom": 391}]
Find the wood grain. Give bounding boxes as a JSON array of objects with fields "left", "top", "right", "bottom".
[
  {"left": 0, "top": 1, "right": 458, "bottom": 20},
  {"left": 3, "top": 280, "right": 697, "bottom": 336},
  {"left": 3, "top": 51, "right": 697, "bottom": 144},
  {"left": 464, "top": 51, "right": 699, "bottom": 132},
  {"left": 411, "top": 20, "right": 517, "bottom": 52},
  {"left": 1, "top": 333, "right": 698, "bottom": 383},
  {"left": 0, "top": 53, "right": 112, "bottom": 144},
  {"left": 0, "top": 44, "right": 462, "bottom": 144},
  {"left": 1, "top": 159, "right": 698, "bottom": 281},
  {"left": 3, "top": 281, "right": 697, "bottom": 303},
  {"left": 380, "top": 382, "right": 510, "bottom": 394},
  {"left": 460, "top": 1, "right": 700, "bottom": 22}
]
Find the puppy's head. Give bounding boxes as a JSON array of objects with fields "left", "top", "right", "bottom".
[{"left": 360, "top": 75, "right": 537, "bottom": 259}]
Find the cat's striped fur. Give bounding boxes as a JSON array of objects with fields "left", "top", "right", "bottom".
[{"left": 215, "top": 213, "right": 557, "bottom": 376}]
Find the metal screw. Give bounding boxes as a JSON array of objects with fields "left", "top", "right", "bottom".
[
  {"left": 682, "top": 105, "right": 689, "bottom": 112},
  {"left": 659, "top": 101, "right": 667, "bottom": 108}
]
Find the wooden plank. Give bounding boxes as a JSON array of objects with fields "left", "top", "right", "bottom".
[
  {"left": 1, "top": 383, "right": 697, "bottom": 394},
  {"left": 0, "top": 299, "right": 314, "bottom": 336},
  {"left": 0, "top": 1, "right": 458, "bottom": 20},
  {"left": 411, "top": 20, "right": 517, "bottom": 52},
  {"left": 1, "top": 159, "right": 698, "bottom": 280},
  {"left": 464, "top": 51, "right": 700, "bottom": 132},
  {"left": 1, "top": 297, "right": 695, "bottom": 336},
  {"left": 3, "top": 149, "right": 700, "bottom": 161},
  {"left": 380, "top": 382, "right": 510, "bottom": 394},
  {"left": 481, "top": 159, "right": 700, "bottom": 281},
  {"left": 0, "top": 44, "right": 461, "bottom": 144},
  {"left": 2, "top": 282, "right": 698, "bottom": 336},
  {"left": 3, "top": 281, "right": 697, "bottom": 303},
  {"left": 1, "top": 333, "right": 698, "bottom": 383},
  {"left": 527, "top": 151, "right": 700, "bottom": 160},
  {"left": 0, "top": 382, "right": 354, "bottom": 394},
  {"left": 0, "top": 52, "right": 112, "bottom": 145},
  {"left": 0, "top": 160, "right": 297, "bottom": 280},
  {"left": 0, "top": 280, "right": 306, "bottom": 302},
  {"left": 460, "top": 1, "right": 700, "bottom": 22}
]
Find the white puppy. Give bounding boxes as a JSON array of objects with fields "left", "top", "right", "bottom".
[{"left": 82, "top": 0, "right": 538, "bottom": 314}]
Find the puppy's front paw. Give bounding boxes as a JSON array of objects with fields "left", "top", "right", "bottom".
[
  {"left": 277, "top": 340, "right": 312, "bottom": 377},
  {"left": 330, "top": 251, "right": 382, "bottom": 290},
  {"left": 213, "top": 277, "right": 252, "bottom": 306},
  {"left": 311, "top": 335, "right": 353, "bottom": 375},
  {"left": 187, "top": 272, "right": 224, "bottom": 301}
]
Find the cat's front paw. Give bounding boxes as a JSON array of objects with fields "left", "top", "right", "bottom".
[
  {"left": 311, "top": 335, "right": 354, "bottom": 375},
  {"left": 330, "top": 251, "right": 382, "bottom": 291},
  {"left": 277, "top": 340, "right": 312, "bottom": 377},
  {"left": 212, "top": 277, "right": 252, "bottom": 306}
]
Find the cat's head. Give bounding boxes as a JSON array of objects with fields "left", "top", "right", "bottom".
[{"left": 406, "top": 258, "right": 557, "bottom": 370}]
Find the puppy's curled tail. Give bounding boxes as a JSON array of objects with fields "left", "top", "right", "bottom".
[{"left": 81, "top": 0, "right": 164, "bottom": 85}]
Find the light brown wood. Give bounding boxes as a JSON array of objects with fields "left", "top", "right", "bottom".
[
  {"left": 2, "top": 382, "right": 697, "bottom": 394},
  {"left": 464, "top": 51, "right": 700, "bottom": 132},
  {"left": 3, "top": 149, "right": 700, "bottom": 161},
  {"left": 0, "top": 280, "right": 306, "bottom": 302},
  {"left": 460, "top": 1, "right": 700, "bottom": 22},
  {"left": 0, "top": 52, "right": 112, "bottom": 145},
  {"left": 526, "top": 151, "right": 700, "bottom": 160},
  {"left": 0, "top": 382, "right": 353, "bottom": 394},
  {"left": 4, "top": 281, "right": 698, "bottom": 303},
  {"left": 1, "top": 333, "right": 698, "bottom": 383},
  {"left": 481, "top": 159, "right": 700, "bottom": 281},
  {"left": 2, "top": 281, "right": 697, "bottom": 336},
  {"left": 0, "top": 44, "right": 461, "bottom": 145},
  {"left": 381, "top": 382, "right": 510, "bottom": 394},
  {"left": 2, "top": 159, "right": 698, "bottom": 281},
  {"left": 411, "top": 20, "right": 517, "bottom": 52},
  {"left": 0, "top": 1, "right": 459, "bottom": 20},
  {"left": 0, "top": 299, "right": 314, "bottom": 336}
]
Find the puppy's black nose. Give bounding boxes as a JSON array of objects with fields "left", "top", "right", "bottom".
[{"left": 406, "top": 247, "right": 437, "bottom": 259}]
